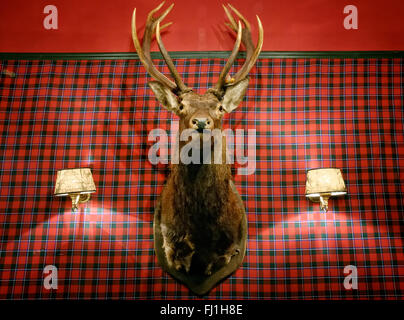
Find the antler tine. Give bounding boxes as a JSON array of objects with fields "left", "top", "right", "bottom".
[
  {"left": 223, "top": 4, "right": 238, "bottom": 31},
  {"left": 156, "top": 20, "right": 190, "bottom": 93},
  {"left": 224, "top": 4, "right": 253, "bottom": 65},
  {"left": 232, "top": 15, "right": 263, "bottom": 83},
  {"left": 214, "top": 20, "right": 242, "bottom": 91},
  {"left": 216, "top": 4, "right": 264, "bottom": 89},
  {"left": 159, "top": 22, "right": 173, "bottom": 33},
  {"left": 227, "top": 4, "right": 251, "bottom": 31},
  {"left": 146, "top": 0, "right": 166, "bottom": 21},
  {"left": 141, "top": 2, "right": 189, "bottom": 94},
  {"left": 142, "top": 2, "right": 173, "bottom": 58},
  {"left": 132, "top": 6, "right": 176, "bottom": 90},
  {"left": 227, "top": 5, "right": 263, "bottom": 84}
]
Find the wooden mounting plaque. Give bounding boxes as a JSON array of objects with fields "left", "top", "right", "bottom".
[{"left": 153, "top": 202, "right": 247, "bottom": 296}]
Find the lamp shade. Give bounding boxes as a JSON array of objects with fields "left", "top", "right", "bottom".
[
  {"left": 54, "top": 168, "right": 96, "bottom": 196},
  {"left": 305, "top": 168, "right": 347, "bottom": 212},
  {"left": 54, "top": 168, "right": 96, "bottom": 211}
]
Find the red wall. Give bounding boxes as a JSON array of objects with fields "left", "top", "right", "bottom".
[{"left": 0, "top": 0, "right": 403, "bottom": 52}]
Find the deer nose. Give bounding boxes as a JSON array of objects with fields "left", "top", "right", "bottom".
[{"left": 190, "top": 117, "right": 213, "bottom": 132}]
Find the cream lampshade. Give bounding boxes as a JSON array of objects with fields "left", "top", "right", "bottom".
[
  {"left": 54, "top": 168, "right": 96, "bottom": 211},
  {"left": 305, "top": 168, "right": 347, "bottom": 212}
]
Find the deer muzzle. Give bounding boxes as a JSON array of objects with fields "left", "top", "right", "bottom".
[{"left": 190, "top": 117, "right": 214, "bottom": 133}]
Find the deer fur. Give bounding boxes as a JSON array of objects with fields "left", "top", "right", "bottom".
[
  {"left": 132, "top": 2, "right": 263, "bottom": 275},
  {"left": 152, "top": 84, "right": 248, "bottom": 274}
]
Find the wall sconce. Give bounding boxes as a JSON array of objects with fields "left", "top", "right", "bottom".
[
  {"left": 305, "top": 168, "right": 347, "bottom": 212},
  {"left": 54, "top": 168, "right": 96, "bottom": 211}
]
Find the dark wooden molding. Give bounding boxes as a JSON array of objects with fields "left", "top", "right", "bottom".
[{"left": 0, "top": 51, "right": 403, "bottom": 60}]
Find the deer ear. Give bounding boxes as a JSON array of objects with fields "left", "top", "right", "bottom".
[
  {"left": 221, "top": 78, "right": 249, "bottom": 113},
  {"left": 148, "top": 81, "right": 180, "bottom": 115}
]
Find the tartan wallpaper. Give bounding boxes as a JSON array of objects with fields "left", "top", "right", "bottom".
[{"left": 0, "top": 57, "right": 403, "bottom": 299}]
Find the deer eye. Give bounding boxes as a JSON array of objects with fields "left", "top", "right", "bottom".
[{"left": 179, "top": 105, "right": 184, "bottom": 111}]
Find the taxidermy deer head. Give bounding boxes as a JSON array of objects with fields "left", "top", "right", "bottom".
[
  {"left": 132, "top": 1, "right": 263, "bottom": 136},
  {"left": 132, "top": 1, "right": 263, "bottom": 295}
]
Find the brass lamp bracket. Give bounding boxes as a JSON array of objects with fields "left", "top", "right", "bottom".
[
  {"left": 307, "top": 193, "right": 331, "bottom": 212},
  {"left": 69, "top": 193, "right": 92, "bottom": 212}
]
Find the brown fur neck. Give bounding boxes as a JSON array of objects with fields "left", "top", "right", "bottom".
[{"left": 170, "top": 163, "right": 232, "bottom": 219}]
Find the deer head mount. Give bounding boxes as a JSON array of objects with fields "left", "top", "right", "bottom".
[
  {"left": 132, "top": 1, "right": 263, "bottom": 135},
  {"left": 132, "top": 2, "right": 263, "bottom": 295}
]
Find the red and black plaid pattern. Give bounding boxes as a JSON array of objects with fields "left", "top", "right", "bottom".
[{"left": 0, "top": 57, "right": 403, "bottom": 300}]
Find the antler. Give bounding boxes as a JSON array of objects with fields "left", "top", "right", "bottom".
[
  {"left": 214, "top": 4, "right": 264, "bottom": 92},
  {"left": 132, "top": 1, "right": 190, "bottom": 94},
  {"left": 132, "top": 2, "right": 263, "bottom": 96},
  {"left": 215, "top": 20, "right": 243, "bottom": 90}
]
